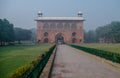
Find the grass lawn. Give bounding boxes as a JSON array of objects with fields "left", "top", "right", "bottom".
[
  {"left": 79, "top": 43, "right": 120, "bottom": 54},
  {"left": 0, "top": 44, "right": 53, "bottom": 78}
]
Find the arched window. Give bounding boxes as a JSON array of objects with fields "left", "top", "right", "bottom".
[
  {"left": 80, "top": 26, "right": 82, "bottom": 29},
  {"left": 44, "top": 32, "right": 48, "bottom": 37},
  {"left": 57, "top": 23, "right": 63, "bottom": 29},
  {"left": 71, "top": 23, "right": 77, "bottom": 29},
  {"left": 44, "top": 38, "right": 49, "bottom": 43},
  {"left": 80, "top": 39, "right": 82, "bottom": 42},
  {"left": 43, "top": 23, "right": 49, "bottom": 29},
  {"left": 72, "top": 32, "right": 76, "bottom": 36},
  {"left": 37, "top": 40, "right": 41, "bottom": 43},
  {"left": 72, "top": 38, "right": 76, "bottom": 43},
  {"left": 50, "top": 23, "right": 56, "bottom": 29},
  {"left": 64, "top": 23, "right": 70, "bottom": 29}
]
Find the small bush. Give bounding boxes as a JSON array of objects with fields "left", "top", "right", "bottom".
[
  {"left": 31, "top": 60, "right": 39, "bottom": 66},
  {"left": 115, "top": 54, "right": 120, "bottom": 63},
  {"left": 30, "top": 53, "right": 46, "bottom": 67},
  {"left": 10, "top": 45, "right": 56, "bottom": 78},
  {"left": 10, "top": 65, "right": 32, "bottom": 78},
  {"left": 45, "top": 49, "right": 49, "bottom": 54}
]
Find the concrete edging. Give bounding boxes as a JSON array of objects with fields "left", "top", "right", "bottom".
[{"left": 39, "top": 46, "right": 57, "bottom": 78}]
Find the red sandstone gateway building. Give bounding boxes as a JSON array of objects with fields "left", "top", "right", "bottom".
[{"left": 35, "top": 11, "right": 85, "bottom": 43}]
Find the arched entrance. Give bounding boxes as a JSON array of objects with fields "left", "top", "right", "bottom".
[
  {"left": 44, "top": 38, "right": 49, "bottom": 43},
  {"left": 55, "top": 33, "right": 64, "bottom": 44},
  {"left": 72, "top": 38, "right": 76, "bottom": 43}
]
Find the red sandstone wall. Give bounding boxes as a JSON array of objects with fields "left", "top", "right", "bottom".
[{"left": 36, "top": 20, "right": 84, "bottom": 43}]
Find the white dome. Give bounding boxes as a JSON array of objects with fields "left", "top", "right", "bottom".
[
  {"left": 38, "top": 11, "right": 42, "bottom": 14},
  {"left": 78, "top": 11, "right": 83, "bottom": 17},
  {"left": 78, "top": 11, "right": 83, "bottom": 15},
  {"left": 38, "top": 11, "right": 43, "bottom": 17}
]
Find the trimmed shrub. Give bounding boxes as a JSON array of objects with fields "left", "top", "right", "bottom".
[
  {"left": 70, "top": 44, "right": 120, "bottom": 63},
  {"left": 10, "top": 45, "right": 56, "bottom": 78},
  {"left": 10, "top": 65, "right": 32, "bottom": 78}
]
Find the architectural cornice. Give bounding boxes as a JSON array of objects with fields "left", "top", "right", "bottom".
[{"left": 35, "top": 17, "right": 85, "bottom": 21}]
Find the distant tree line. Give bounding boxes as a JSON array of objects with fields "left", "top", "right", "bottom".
[
  {"left": 0, "top": 19, "right": 14, "bottom": 45},
  {"left": 84, "top": 21, "right": 120, "bottom": 43},
  {"left": 14, "top": 28, "right": 32, "bottom": 44},
  {"left": 0, "top": 18, "right": 32, "bottom": 46},
  {"left": 1, "top": 19, "right": 120, "bottom": 44}
]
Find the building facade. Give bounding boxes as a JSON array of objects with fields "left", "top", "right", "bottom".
[{"left": 35, "top": 11, "right": 85, "bottom": 44}]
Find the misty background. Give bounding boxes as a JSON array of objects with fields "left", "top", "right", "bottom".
[{"left": 0, "top": 0, "right": 120, "bottom": 31}]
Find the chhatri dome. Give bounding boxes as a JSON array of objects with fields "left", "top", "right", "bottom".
[
  {"left": 38, "top": 11, "right": 43, "bottom": 17},
  {"left": 78, "top": 11, "right": 83, "bottom": 17}
]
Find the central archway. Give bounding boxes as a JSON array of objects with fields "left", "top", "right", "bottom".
[{"left": 55, "top": 33, "right": 64, "bottom": 44}]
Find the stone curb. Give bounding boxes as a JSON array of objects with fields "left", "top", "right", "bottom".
[{"left": 39, "top": 46, "right": 57, "bottom": 78}]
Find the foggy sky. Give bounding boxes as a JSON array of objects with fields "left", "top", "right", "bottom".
[{"left": 0, "top": 0, "right": 120, "bottom": 31}]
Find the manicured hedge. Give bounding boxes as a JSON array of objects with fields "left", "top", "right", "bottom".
[
  {"left": 10, "top": 45, "right": 56, "bottom": 78},
  {"left": 10, "top": 65, "right": 32, "bottom": 78},
  {"left": 24, "top": 45, "right": 56, "bottom": 78},
  {"left": 70, "top": 44, "right": 120, "bottom": 63}
]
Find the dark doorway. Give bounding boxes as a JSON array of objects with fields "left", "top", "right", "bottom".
[
  {"left": 72, "top": 38, "right": 76, "bottom": 43},
  {"left": 72, "top": 32, "right": 76, "bottom": 36},
  {"left": 44, "top": 38, "right": 49, "bottom": 43},
  {"left": 44, "top": 32, "right": 48, "bottom": 37},
  {"left": 38, "top": 40, "right": 41, "bottom": 43},
  {"left": 55, "top": 33, "right": 64, "bottom": 44}
]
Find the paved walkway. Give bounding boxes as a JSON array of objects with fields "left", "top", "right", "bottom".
[{"left": 51, "top": 45, "right": 120, "bottom": 78}]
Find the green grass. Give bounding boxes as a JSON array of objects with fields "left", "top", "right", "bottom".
[
  {"left": 0, "top": 44, "right": 53, "bottom": 78},
  {"left": 79, "top": 43, "right": 120, "bottom": 54}
]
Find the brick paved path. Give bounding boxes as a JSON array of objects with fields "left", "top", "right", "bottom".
[{"left": 51, "top": 45, "right": 120, "bottom": 78}]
